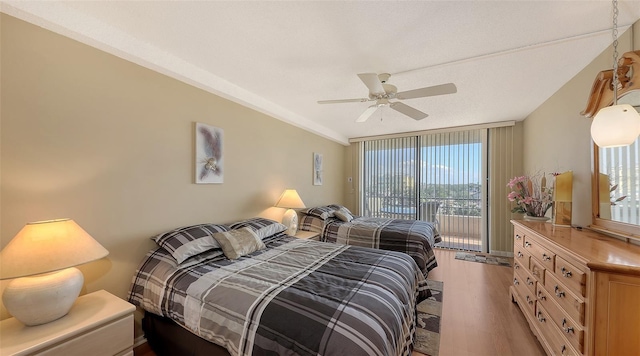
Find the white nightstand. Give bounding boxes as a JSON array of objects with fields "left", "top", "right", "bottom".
[
  {"left": 0, "top": 289, "right": 135, "bottom": 356},
  {"left": 292, "top": 230, "right": 320, "bottom": 241}
]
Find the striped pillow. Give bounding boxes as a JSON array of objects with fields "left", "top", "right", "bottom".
[
  {"left": 228, "top": 217, "right": 287, "bottom": 239},
  {"left": 301, "top": 206, "right": 338, "bottom": 220},
  {"left": 152, "top": 223, "right": 229, "bottom": 263}
]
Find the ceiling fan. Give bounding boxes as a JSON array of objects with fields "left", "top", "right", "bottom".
[{"left": 318, "top": 73, "right": 457, "bottom": 122}]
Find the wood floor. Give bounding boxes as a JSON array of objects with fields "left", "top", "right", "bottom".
[
  {"left": 135, "top": 248, "right": 545, "bottom": 356},
  {"left": 424, "top": 249, "right": 545, "bottom": 356}
]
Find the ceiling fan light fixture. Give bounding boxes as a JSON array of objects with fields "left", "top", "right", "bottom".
[{"left": 318, "top": 72, "right": 456, "bottom": 122}]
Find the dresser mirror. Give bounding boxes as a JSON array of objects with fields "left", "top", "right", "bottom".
[{"left": 591, "top": 90, "right": 640, "bottom": 240}]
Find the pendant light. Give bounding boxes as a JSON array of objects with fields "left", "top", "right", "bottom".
[{"left": 591, "top": 0, "right": 640, "bottom": 148}]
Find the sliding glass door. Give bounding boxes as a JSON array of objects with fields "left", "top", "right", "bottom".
[{"left": 362, "top": 129, "right": 487, "bottom": 252}]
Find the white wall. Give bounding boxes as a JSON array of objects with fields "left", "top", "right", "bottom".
[
  {"left": 0, "top": 14, "right": 345, "bottom": 320},
  {"left": 522, "top": 25, "right": 637, "bottom": 228}
]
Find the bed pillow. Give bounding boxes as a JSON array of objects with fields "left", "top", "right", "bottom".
[
  {"left": 299, "top": 215, "right": 326, "bottom": 233},
  {"left": 212, "top": 227, "right": 266, "bottom": 260},
  {"left": 228, "top": 217, "right": 287, "bottom": 239},
  {"left": 301, "top": 206, "right": 338, "bottom": 220},
  {"left": 152, "top": 223, "right": 229, "bottom": 263},
  {"left": 334, "top": 207, "right": 355, "bottom": 222}
]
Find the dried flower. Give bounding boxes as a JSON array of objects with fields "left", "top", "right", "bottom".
[{"left": 507, "top": 173, "right": 554, "bottom": 217}]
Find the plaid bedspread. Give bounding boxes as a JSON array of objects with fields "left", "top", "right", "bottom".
[
  {"left": 321, "top": 217, "right": 441, "bottom": 277},
  {"left": 129, "top": 235, "right": 430, "bottom": 356}
]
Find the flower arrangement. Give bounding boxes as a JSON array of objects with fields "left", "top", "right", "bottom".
[{"left": 507, "top": 173, "right": 555, "bottom": 217}]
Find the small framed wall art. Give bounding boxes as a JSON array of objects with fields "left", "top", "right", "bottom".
[
  {"left": 195, "top": 122, "right": 223, "bottom": 184},
  {"left": 313, "top": 152, "right": 323, "bottom": 186}
]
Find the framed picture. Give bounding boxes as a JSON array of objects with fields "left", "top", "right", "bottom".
[
  {"left": 195, "top": 122, "right": 223, "bottom": 184},
  {"left": 313, "top": 152, "right": 323, "bottom": 186}
]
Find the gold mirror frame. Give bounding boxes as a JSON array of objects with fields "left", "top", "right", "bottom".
[{"left": 584, "top": 50, "right": 640, "bottom": 242}]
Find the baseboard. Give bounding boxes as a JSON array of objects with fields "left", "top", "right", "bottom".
[
  {"left": 134, "top": 335, "right": 148, "bottom": 348},
  {"left": 489, "top": 249, "right": 513, "bottom": 257}
]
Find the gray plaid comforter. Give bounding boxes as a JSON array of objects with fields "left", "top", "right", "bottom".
[
  {"left": 303, "top": 216, "right": 441, "bottom": 278},
  {"left": 129, "top": 235, "right": 430, "bottom": 356}
]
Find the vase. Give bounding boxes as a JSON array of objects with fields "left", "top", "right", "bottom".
[{"left": 523, "top": 215, "right": 550, "bottom": 222}]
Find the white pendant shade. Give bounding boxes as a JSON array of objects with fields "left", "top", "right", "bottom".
[{"left": 591, "top": 104, "right": 640, "bottom": 148}]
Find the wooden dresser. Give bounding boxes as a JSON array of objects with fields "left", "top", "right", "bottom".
[{"left": 509, "top": 220, "right": 640, "bottom": 356}]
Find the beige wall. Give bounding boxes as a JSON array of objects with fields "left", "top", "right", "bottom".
[
  {"left": 0, "top": 14, "right": 345, "bottom": 319},
  {"left": 522, "top": 25, "right": 637, "bottom": 228}
]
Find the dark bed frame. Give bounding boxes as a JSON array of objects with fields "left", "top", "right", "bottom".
[{"left": 142, "top": 311, "right": 230, "bottom": 356}]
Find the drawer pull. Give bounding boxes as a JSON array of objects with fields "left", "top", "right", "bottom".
[
  {"left": 537, "top": 290, "right": 546, "bottom": 301},
  {"left": 562, "top": 319, "right": 575, "bottom": 334},
  {"left": 515, "top": 264, "right": 520, "bottom": 270},
  {"left": 554, "top": 285, "right": 565, "bottom": 298},
  {"left": 514, "top": 278, "right": 519, "bottom": 286},
  {"left": 515, "top": 234, "right": 522, "bottom": 240},
  {"left": 517, "top": 251, "right": 524, "bottom": 258},
  {"left": 542, "top": 253, "right": 552, "bottom": 261},
  {"left": 526, "top": 295, "right": 534, "bottom": 305},
  {"left": 525, "top": 242, "right": 532, "bottom": 248},
  {"left": 536, "top": 311, "right": 546, "bottom": 322},
  {"left": 561, "top": 267, "right": 573, "bottom": 278},
  {"left": 526, "top": 277, "right": 534, "bottom": 286},
  {"left": 561, "top": 345, "right": 567, "bottom": 355}
]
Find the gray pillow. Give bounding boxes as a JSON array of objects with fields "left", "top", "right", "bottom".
[
  {"left": 334, "top": 208, "right": 354, "bottom": 222},
  {"left": 212, "top": 227, "right": 266, "bottom": 260}
]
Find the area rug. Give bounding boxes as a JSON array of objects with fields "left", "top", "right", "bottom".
[
  {"left": 414, "top": 279, "right": 443, "bottom": 356},
  {"left": 454, "top": 251, "right": 511, "bottom": 266}
]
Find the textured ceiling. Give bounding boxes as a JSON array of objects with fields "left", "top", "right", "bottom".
[{"left": 3, "top": 1, "right": 640, "bottom": 145}]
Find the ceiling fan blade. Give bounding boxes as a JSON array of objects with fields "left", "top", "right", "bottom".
[
  {"left": 317, "top": 98, "right": 369, "bottom": 104},
  {"left": 356, "top": 105, "right": 379, "bottom": 123},
  {"left": 396, "top": 83, "right": 457, "bottom": 100},
  {"left": 357, "top": 73, "right": 385, "bottom": 95},
  {"left": 390, "top": 102, "right": 428, "bottom": 120}
]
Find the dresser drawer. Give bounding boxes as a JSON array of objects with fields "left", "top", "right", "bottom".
[
  {"left": 554, "top": 256, "right": 586, "bottom": 298},
  {"left": 535, "top": 304, "right": 580, "bottom": 356},
  {"left": 515, "top": 260, "right": 537, "bottom": 296},
  {"left": 544, "top": 271, "right": 585, "bottom": 325},
  {"left": 513, "top": 275, "right": 536, "bottom": 316},
  {"left": 524, "top": 235, "right": 555, "bottom": 270},
  {"left": 536, "top": 284, "right": 584, "bottom": 353},
  {"left": 529, "top": 257, "right": 546, "bottom": 284},
  {"left": 39, "top": 314, "right": 133, "bottom": 356},
  {"left": 514, "top": 228, "right": 526, "bottom": 248},
  {"left": 514, "top": 244, "right": 531, "bottom": 269}
]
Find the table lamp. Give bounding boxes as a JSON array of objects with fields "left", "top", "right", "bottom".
[
  {"left": 0, "top": 219, "right": 109, "bottom": 326},
  {"left": 275, "top": 189, "right": 306, "bottom": 235}
]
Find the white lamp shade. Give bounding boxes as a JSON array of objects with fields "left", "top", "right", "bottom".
[
  {"left": 591, "top": 104, "right": 640, "bottom": 148},
  {"left": 0, "top": 219, "right": 109, "bottom": 280},
  {"left": 274, "top": 189, "right": 306, "bottom": 209}
]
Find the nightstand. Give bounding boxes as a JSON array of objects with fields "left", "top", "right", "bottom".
[
  {"left": 0, "top": 289, "right": 135, "bottom": 356},
  {"left": 292, "top": 230, "right": 320, "bottom": 241}
]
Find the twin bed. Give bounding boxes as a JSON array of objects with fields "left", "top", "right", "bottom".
[
  {"left": 299, "top": 205, "right": 441, "bottom": 278},
  {"left": 129, "top": 207, "right": 440, "bottom": 356}
]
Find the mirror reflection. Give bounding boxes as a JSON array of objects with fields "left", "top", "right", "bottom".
[{"left": 596, "top": 92, "right": 640, "bottom": 225}]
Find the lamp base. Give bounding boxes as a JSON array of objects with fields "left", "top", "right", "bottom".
[
  {"left": 2, "top": 267, "right": 83, "bottom": 326},
  {"left": 282, "top": 209, "right": 299, "bottom": 236}
]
